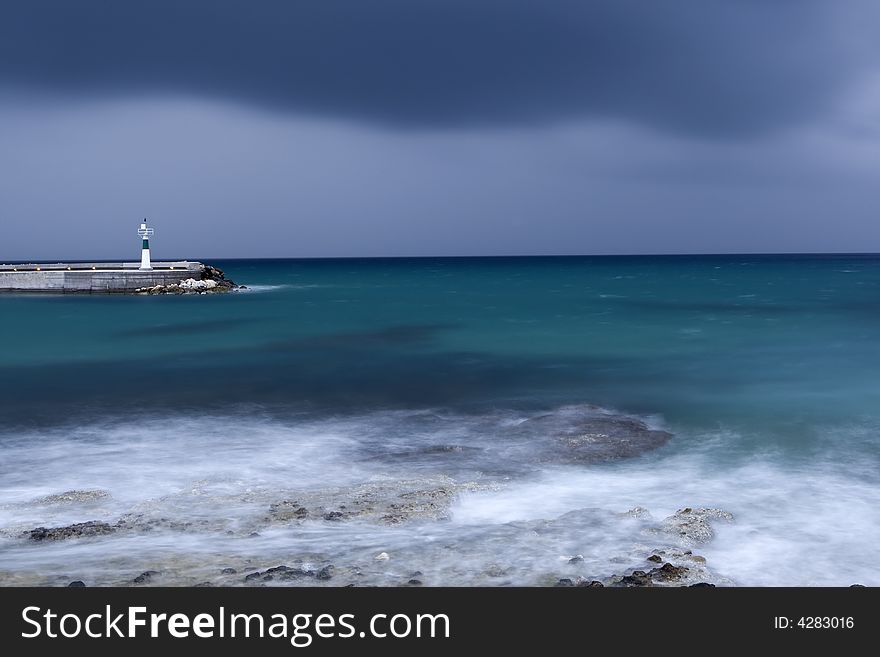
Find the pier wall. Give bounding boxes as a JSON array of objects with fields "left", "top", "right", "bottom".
[{"left": 0, "top": 262, "right": 204, "bottom": 293}]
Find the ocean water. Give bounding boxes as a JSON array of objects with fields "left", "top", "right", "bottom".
[{"left": 1, "top": 255, "right": 879, "bottom": 586}]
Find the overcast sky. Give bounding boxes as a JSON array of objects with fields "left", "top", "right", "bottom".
[{"left": 2, "top": 1, "right": 879, "bottom": 260}]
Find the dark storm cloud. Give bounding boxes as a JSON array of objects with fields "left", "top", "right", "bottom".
[{"left": 0, "top": 1, "right": 874, "bottom": 136}]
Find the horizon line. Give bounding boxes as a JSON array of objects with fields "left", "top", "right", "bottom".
[{"left": 3, "top": 251, "right": 880, "bottom": 264}]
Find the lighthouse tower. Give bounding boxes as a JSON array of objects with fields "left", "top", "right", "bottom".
[{"left": 137, "top": 219, "right": 154, "bottom": 270}]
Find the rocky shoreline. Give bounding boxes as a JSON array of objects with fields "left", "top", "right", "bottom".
[
  {"left": 135, "top": 264, "right": 245, "bottom": 294},
  {"left": 7, "top": 486, "right": 867, "bottom": 588},
  {"left": 7, "top": 480, "right": 740, "bottom": 588},
  {"left": 4, "top": 407, "right": 860, "bottom": 588}
]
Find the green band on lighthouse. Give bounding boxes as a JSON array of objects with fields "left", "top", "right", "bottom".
[{"left": 142, "top": 239, "right": 149, "bottom": 249}]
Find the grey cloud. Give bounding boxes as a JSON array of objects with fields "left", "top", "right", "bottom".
[{"left": 1, "top": 1, "right": 876, "bottom": 137}]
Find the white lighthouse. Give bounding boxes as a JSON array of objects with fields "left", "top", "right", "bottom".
[{"left": 137, "top": 219, "right": 154, "bottom": 270}]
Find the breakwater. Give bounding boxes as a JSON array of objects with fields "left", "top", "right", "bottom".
[{"left": 0, "top": 261, "right": 208, "bottom": 292}]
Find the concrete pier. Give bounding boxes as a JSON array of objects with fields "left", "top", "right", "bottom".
[{"left": 0, "top": 261, "right": 205, "bottom": 293}]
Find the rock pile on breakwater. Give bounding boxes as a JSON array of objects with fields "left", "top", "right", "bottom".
[{"left": 136, "top": 264, "right": 244, "bottom": 294}]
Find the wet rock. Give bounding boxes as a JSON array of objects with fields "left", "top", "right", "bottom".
[
  {"left": 67, "top": 581, "right": 86, "bottom": 587},
  {"left": 264, "top": 565, "right": 292, "bottom": 575},
  {"left": 245, "top": 565, "right": 322, "bottom": 582},
  {"left": 201, "top": 265, "right": 238, "bottom": 289},
  {"left": 316, "top": 565, "right": 335, "bottom": 581},
  {"left": 648, "top": 563, "right": 689, "bottom": 582},
  {"left": 407, "top": 579, "right": 423, "bottom": 586},
  {"left": 646, "top": 554, "right": 663, "bottom": 563},
  {"left": 568, "top": 555, "right": 584, "bottom": 564},
  {"left": 114, "top": 514, "right": 193, "bottom": 533},
  {"left": 278, "top": 568, "right": 316, "bottom": 581},
  {"left": 132, "top": 571, "right": 159, "bottom": 584},
  {"left": 690, "top": 583, "right": 716, "bottom": 588},
  {"left": 658, "top": 508, "right": 734, "bottom": 545},
  {"left": 576, "top": 580, "right": 605, "bottom": 588},
  {"left": 555, "top": 578, "right": 575, "bottom": 587},
  {"left": 32, "top": 490, "right": 110, "bottom": 506},
  {"left": 610, "top": 550, "right": 725, "bottom": 588},
  {"left": 135, "top": 265, "right": 241, "bottom": 295},
  {"left": 619, "top": 570, "right": 653, "bottom": 587},
  {"left": 269, "top": 501, "right": 309, "bottom": 522},
  {"left": 221, "top": 568, "right": 237, "bottom": 575},
  {"left": 410, "top": 571, "right": 423, "bottom": 577},
  {"left": 194, "top": 582, "right": 214, "bottom": 587},
  {"left": 380, "top": 487, "right": 455, "bottom": 524},
  {"left": 267, "top": 477, "right": 478, "bottom": 526},
  {"left": 26, "top": 521, "right": 116, "bottom": 542}
]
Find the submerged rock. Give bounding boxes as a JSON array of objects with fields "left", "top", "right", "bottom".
[
  {"left": 316, "top": 565, "right": 335, "bottom": 581},
  {"left": 67, "top": 581, "right": 86, "bottom": 587},
  {"left": 26, "top": 521, "right": 116, "bottom": 542},
  {"left": 132, "top": 571, "right": 159, "bottom": 584},
  {"left": 552, "top": 418, "right": 671, "bottom": 463},
  {"left": 371, "top": 444, "right": 484, "bottom": 463},
  {"left": 483, "top": 565, "right": 507, "bottom": 578},
  {"left": 517, "top": 408, "right": 672, "bottom": 464}
]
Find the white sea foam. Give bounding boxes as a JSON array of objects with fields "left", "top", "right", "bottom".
[
  {"left": 453, "top": 444, "right": 880, "bottom": 586},
  {"left": 238, "top": 284, "right": 290, "bottom": 293},
  {"left": 0, "top": 412, "right": 877, "bottom": 586}
]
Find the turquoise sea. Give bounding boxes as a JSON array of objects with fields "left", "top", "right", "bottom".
[{"left": 1, "top": 255, "right": 879, "bottom": 586}]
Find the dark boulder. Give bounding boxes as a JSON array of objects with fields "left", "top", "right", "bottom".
[
  {"left": 27, "top": 521, "right": 116, "bottom": 542},
  {"left": 132, "top": 571, "right": 159, "bottom": 584},
  {"left": 619, "top": 570, "right": 653, "bottom": 587},
  {"left": 648, "top": 563, "right": 689, "bottom": 581}
]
